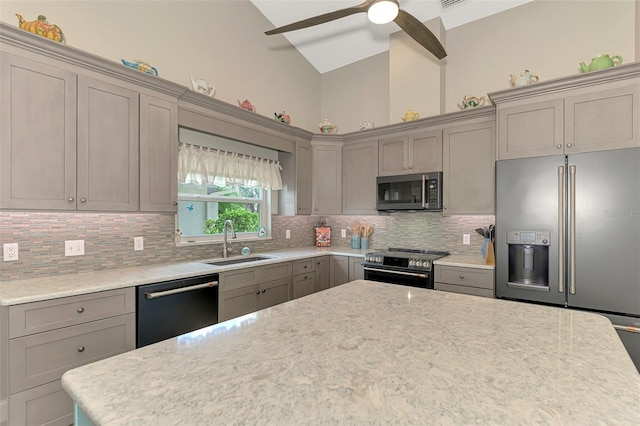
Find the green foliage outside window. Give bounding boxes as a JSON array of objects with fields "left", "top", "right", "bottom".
[{"left": 203, "top": 206, "right": 259, "bottom": 234}]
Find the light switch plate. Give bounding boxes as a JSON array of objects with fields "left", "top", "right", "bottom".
[
  {"left": 341, "top": 229, "right": 346, "bottom": 238},
  {"left": 65, "top": 240, "right": 85, "bottom": 256},
  {"left": 463, "top": 234, "right": 471, "bottom": 245},
  {"left": 134, "top": 237, "right": 144, "bottom": 251},
  {"left": 285, "top": 229, "right": 291, "bottom": 239}
]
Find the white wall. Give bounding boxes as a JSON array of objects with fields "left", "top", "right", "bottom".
[{"left": 0, "top": 0, "right": 322, "bottom": 131}]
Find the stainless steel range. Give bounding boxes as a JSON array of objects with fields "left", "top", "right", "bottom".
[{"left": 363, "top": 248, "right": 450, "bottom": 289}]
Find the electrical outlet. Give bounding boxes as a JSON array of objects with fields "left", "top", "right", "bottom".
[
  {"left": 134, "top": 237, "right": 144, "bottom": 251},
  {"left": 285, "top": 229, "right": 291, "bottom": 239},
  {"left": 463, "top": 234, "right": 471, "bottom": 245},
  {"left": 65, "top": 240, "right": 85, "bottom": 256},
  {"left": 341, "top": 229, "right": 346, "bottom": 238},
  {"left": 3, "top": 243, "right": 19, "bottom": 261}
]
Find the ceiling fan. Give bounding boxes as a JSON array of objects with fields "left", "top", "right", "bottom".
[{"left": 264, "top": 0, "right": 447, "bottom": 60}]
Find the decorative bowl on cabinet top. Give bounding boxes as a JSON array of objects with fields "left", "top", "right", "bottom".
[
  {"left": 509, "top": 70, "right": 539, "bottom": 87},
  {"left": 458, "top": 95, "right": 486, "bottom": 110},
  {"left": 121, "top": 59, "right": 158, "bottom": 76},
  {"left": 190, "top": 77, "right": 215, "bottom": 97},
  {"left": 238, "top": 99, "right": 256, "bottom": 112},
  {"left": 319, "top": 118, "right": 338, "bottom": 134},
  {"left": 401, "top": 109, "right": 419, "bottom": 122},
  {"left": 580, "top": 54, "right": 622, "bottom": 72},
  {"left": 16, "top": 13, "right": 65, "bottom": 43}
]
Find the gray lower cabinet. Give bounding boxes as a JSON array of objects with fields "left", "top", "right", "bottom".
[
  {"left": 330, "top": 256, "right": 349, "bottom": 287},
  {"left": 348, "top": 257, "right": 365, "bottom": 281},
  {"left": 292, "top": 259, "right": 316, "bottom": 299},
  {"left": 315, "top": 257, "right": 330, "bottom": 292},
  {"left": 2, "top": 288, "right": 136, "bottom": 426},
  {"left": 442, "top": 117, "right": 495, "bottom": 215},
  {"left": 342, "top": 140, "right": 378, "bottom": 215},
  {"left": 435, "top": 265, "right": 494, "bottom": 298}
]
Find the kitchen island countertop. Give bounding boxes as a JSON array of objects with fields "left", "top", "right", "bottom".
[{"left": 63, "top": 280, "right": 640, "bottom": 425}]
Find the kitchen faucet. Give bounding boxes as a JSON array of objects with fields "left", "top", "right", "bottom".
[{"left": 222, "top": 220, "right": 236, "bottom": 258}]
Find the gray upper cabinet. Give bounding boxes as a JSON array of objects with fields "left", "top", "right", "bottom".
[
  {"left": 0, "top": 52, "right": 77, "bottom": 210},
  {"left": 312, "top": 140, "right": 342, "bottom": 215},
  {"left": 77, "top": 76, "right": 139, "bottom": 211},
  {"left": 378, "top": 130, "right": 442, "bottom": 176},
  {"left": 279, "top": 137, "right": 312, "bottom": 215},
  {"left": 443, "top": 117, "right": 496, "bottom": 215},
  {"left": 492, "top": 64, "right": 640, "bottom": 160},
  {"left": 140, "top": 94, "right": 178, "bottom": 213},
  {"left": 342, "top": 140, "right": 378, "bottom": 215}
]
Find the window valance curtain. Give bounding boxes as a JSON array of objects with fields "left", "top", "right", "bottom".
[{"left": 178, "top": 143, "right": 283, "bottom": 190}]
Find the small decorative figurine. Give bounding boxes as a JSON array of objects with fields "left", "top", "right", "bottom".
[
  {"left": 580, "top": 54, "right": 622, "bottom": 73},
  {"left": 509, "top": 70, "right": 539, "bottom": 87},
  {"left": 359, "top": 120, "right": 375, "bottom": 131},
  {"left": 275, "top": 111, "right": 291, "bottom": 124},
  {"left": 190, "top": 78, "right": 215, "bottom": 97},
  {"left": 458, "top": 95, "right": 486, "bottom": 110},
  {"left": 121, "top": 59, "right": 158, "bottom": 76},
  {"left": 319, "top": 118, "right": 338, "bottom": 134},
  {"left": 15, "top": 14, "right": 65, "bottom": 43},
  {"left": 401, "top": 109, "right": 419, "bottom": 122},
  {"left": 238, "top": 99, "right": 256, "bottom": 112}
]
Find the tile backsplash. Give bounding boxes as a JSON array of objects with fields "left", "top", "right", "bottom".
[{"left": 1, "top": 212, "right": 494, "bottom": 280}]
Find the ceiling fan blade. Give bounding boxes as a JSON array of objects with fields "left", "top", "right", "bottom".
[
  {"left": 265, "top": 1, "right": 372, "bottom": 35},
  {"left": 394, "top": 9, "right": 447, "bottom": 59}
]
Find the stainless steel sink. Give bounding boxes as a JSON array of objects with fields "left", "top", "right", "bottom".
[{"left": 203, "top": 256, "right": 271, "bottom": 267}]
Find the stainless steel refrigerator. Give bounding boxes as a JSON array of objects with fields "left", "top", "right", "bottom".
[{"left": 496, "top": 147, "right": 640, "bottom": 371}]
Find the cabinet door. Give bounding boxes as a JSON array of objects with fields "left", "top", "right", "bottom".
[
  {"left": 9, "top": 380, "right": 73, "bottom": 426},
  {"left": 410, "top": 130, "right": 442, "bottom": 173},
  {"left": 260, "top": 277, "right": 291, "bottom": 309},
  {"left": 497, "top": 98, "right": 564, "bottom": 160},
  {"left": 77, "top": 76, "right": 139, "bottom": 211},
  {"left": 378, "top": 136, "right": 408, "bottom": 176},
  {"left": 292, "top": 272, "right": 316, "bottom": 299},
  {"left": 312, "top": 143, "right": 342, "bottom": 214},
  {"left": 349, "top": 256, "right": 364, "bottom": 281},
  {"left": 565, "top": 83, "right": 640, "bottom": 154},
  {"left": 342, "top": 140, "right": 378, "bottom": 215},
  {"left": 140, "top": 94, "right": 178, "bottom": 212},
  {"left": 0, "top": 53, "right": 77, "bottom": 210},
  {"left": 315, "top": 257, "right": 330, "bottom": 292},
  {"left": 295, "top": 138, "right": 312, "bottom": 214},
  {"left": 443, "top": 120, "right": 495, "bottom": 215},
  {"left": 218, "top": 286, "right": 259, "bottom": 322},
  {"left": 330, "top": 256, "right": 349, "bottom": 287}
]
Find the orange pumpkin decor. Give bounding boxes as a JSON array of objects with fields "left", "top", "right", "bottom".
[{"left": 15, "top": 14, "right": 65, "bottom": 43}]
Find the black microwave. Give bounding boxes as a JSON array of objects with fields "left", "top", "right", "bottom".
[{"left": 376, "top": 172, "right": 443, "bottom": 211}]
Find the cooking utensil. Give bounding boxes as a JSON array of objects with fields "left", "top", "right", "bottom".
[{"left": 475, "top": 228, "right": 486, "bottom": 237}]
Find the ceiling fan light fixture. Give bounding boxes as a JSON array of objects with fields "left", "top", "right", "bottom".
[{"left": 367, "top": 0, "right": 399, "bottom": 24}]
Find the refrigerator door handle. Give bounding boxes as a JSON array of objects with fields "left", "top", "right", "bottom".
[
  {"left": 569, "top": 165, "right": 577, "bottom": 295},
  {"left": 558, "top": 166, "right": 565, "bottom": 293}
]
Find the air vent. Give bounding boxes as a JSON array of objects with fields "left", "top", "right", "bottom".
[{"left": 440, "top": 0, "right": 468, "bottom": 9}]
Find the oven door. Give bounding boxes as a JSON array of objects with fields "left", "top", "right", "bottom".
[{"left": 363, "top": 266, "right": 432, "bottom": 289}]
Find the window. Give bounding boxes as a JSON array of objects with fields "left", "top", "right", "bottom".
[{"left": 176, "top": 129, "right": 281, "bottom": 245}]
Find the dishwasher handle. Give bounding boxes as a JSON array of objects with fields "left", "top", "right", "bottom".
[{"left": 145, "top": 281, "right": 218, "bottom": 300}]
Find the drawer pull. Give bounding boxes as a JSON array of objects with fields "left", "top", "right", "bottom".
[
  {"left": 459, "top": 275, "right": 464, "bottom": 279},
  {"left": 77, "top": 307, "right": 85, "bottom": 313},
  {"left": 256, "top": 290, "right": 260, "bottom": 295},
  {"left": 77, "top": 346, "right": 85, "bottom": 352}
]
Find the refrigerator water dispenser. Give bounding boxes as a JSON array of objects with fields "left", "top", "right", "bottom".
[{"left": 507, "top": 231, "right": 551, "bottom": 291}]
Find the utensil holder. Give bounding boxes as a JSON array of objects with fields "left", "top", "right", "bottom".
[
  {"left": 360, "top": 238, "right": 369, "bottom": 250},
  {"left": 351, "top": 235, "right": 361, "bottom": 249}
]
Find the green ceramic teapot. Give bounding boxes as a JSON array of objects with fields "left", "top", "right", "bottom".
[{"left": 580, "top": 54, "right": 622, "bottom": 73}]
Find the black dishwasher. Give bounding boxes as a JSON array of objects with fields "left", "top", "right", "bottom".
[{"left": 136, "top": 274, "right": 219, "bottom": 348}]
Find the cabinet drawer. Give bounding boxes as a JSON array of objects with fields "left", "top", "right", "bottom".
[
  {"left": 9, "top": 288, "right": 135, "bottom": 338},
  {"left": 292, "top": 272, "right": 316, "bottom": 299},
  {"left": 435, "top": 282, "right": 494, "bottom": 298},
  {"left": 9, "top": 313, "right": 135, "bottom": 393},
  {"left": 292, "top": 259, "right": 315, "bottom": 276},
  {"left": 435, "top": 266, "right": 494, "bottom": 289},
  {"left": 219, "top": 267, "right": 259, "bottom": 292},
  {"left": 261, "top": 262, "right": 292, "bottom": 282},
  {"left": 9, "top": 380, "right": 73, "bottom": 426}
]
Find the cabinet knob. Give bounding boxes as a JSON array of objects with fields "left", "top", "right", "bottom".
[
  {"left": 304, "top": 265, "right": 308, "bottom": 269},
  {"left": 298, "top": 206, "right": 301, "bottom": 211},
  {"left": 172, "top": 202, "right": 178, "bottom": 206},
  {"left": 459, "top": 275, "right": 465, "bottom": 279},
  {"left": 77, "top": 307, "right": 85, "bottom": 313},
  {"left": 67, "top": 197, "right": 74, "bottom": 202},
  {"left": 256, "top": 290, "right": 261, "bottom": 295},
  {"left": 556, "top": 144, "right": 562, "bottom": 149},
  {"left": 566, "top": 143, "right": 572, "bottom": 148},
  {"left": 262, "top": 289, "right": 266, "bottom": 293},
  {"left": 77, "top": 346, "right": 85, "bottom": 352},
  {"left": 408, "top": 165, "right": 413, "bottom": 169},
  {"left": 304, "top": 275, "right": 308, "bottom": 279},
  {"left": 80, "top": 198, "right": 87, "bottom": 203}
]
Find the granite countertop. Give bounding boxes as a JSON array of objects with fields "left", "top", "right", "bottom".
[
  {"left": 62, "top": 280, "right": 640, "bottom": 425},
  {"left": 434, "top": 254, "right": 495, "bottom": 270},
  {"left": 0, "top": 247, "right": 368, "bottom": 306}
]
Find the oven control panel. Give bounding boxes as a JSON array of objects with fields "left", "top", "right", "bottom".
[{"left": 364, "top": 254, "right": 431, "bottom": 270}]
